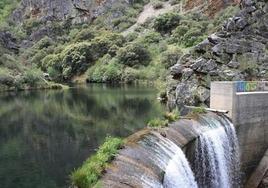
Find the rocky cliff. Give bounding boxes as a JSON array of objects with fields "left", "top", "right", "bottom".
[
  {"left": 167, "top": 0, "right": 268, "bottom": 106},
  {"left": 11, "top": 0, "right": 119, "bottom": 24}
]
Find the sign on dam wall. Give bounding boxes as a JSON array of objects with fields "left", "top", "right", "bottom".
[
  {"left": 236, "top": 81, "right": 268, "bottom": 93},
  {"left": 210, "top": 81, "right": 268, "bottom": 182}
]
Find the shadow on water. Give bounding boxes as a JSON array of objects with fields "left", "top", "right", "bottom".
[{"left": 0, "top": 84, "right": 166, "bottom": 188}]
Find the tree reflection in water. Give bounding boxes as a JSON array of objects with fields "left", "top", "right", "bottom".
[{"left": 0, "top": 84, "right": 165, "bottom": 188}]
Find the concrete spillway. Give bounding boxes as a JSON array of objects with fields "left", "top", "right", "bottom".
[{"left": 99, "top": 113, "right": 240, "bottom": 188}]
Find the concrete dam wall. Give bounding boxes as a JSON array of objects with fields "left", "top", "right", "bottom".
[{"left": 210, "top": 81, "right": 268, "bottom": 179}]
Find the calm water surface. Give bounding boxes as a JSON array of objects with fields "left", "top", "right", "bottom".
[{"left": 0, "top": 84, "right": 165, "bottom": 188}]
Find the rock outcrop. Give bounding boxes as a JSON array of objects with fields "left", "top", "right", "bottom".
[
  {"left": 167, "top": 0, "right": 268, "bottom": 106},
  {"left": 0, "top": 31, "right": 19, "bottom": 53},
  {"left": 11, "top": 0, "right": 120, "bottom": 24}
]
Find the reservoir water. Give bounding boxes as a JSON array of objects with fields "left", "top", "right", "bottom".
[{"left": 0, "top": 84, "right": 165, "bottom": 188}]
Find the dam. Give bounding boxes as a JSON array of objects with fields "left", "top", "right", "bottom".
[
  {"left": 210, "top": 81, "right": 268, "bottom": 180},
  {"left": 97, "top": 81, "right": 268, "bottom": 188}
]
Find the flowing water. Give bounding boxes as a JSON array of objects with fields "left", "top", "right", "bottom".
[
  {"left": 193, "top": 115, "right": 240, "bottom": 188},
  {"left": 163, "top": 142, "right": 198, "bottom": 188},
  {"left": 101, "top": 113, "right": 241, "bottom": 188},
  {"left": 0, "top": 84, "right": 165, "bottom": 188}
]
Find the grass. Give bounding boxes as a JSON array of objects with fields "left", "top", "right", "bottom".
[
  {"left": 192, "top": 107, "right": 206, "bottom": 114},
  {"left": 147, "top": 118, "right": 169, "bottom": 128},
  {"left": 147, "top": 109, "right": 180, "bottom": 128},
  {"left": 71, "top": 137, "right": 123, "bottom": 188}
]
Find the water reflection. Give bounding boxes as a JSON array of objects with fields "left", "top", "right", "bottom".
[{"left": 0, "top": 84, "right": 165, "bottom": 188}]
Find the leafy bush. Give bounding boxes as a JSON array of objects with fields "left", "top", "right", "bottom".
[
  {"left": 21, "top": 68, "right": 43, "bottom": 87},
  {"left": 117, "top": 42, "right": 150, "bottom": 67},
  {"left": 0, "top": 0, "right": 19, "bottom": 24},
  {"left": 23, "top": 18, "right": 41, "bottom": 35},
  {"left": 153, "top": 13, "right": 181, "bottom": 34},
  {"left": 71, "top": 137, "right": 123, "bottom": 188},
  {"left": 31, "top": 49, "right": 47, "bottom": 66},
  {"left": 163, "top": 109, "right": 180, "bottom": 122},
  {"left": 121, "top": 67, "right": 139, "bottom": 83},
  {"left": 73, "top": 28, "right": 95, "bottom": 42},
  {"left": 33, "top": 36, "right": 54, "bottom": 50},
  {"left": 182, "top": 28, "right": 204, "bottom": 47},
  {"left": 142, "top": 31, "right": 162, "bottom": 44},
  {"left": 103, "top": 61, "right": 123, "bottom": 83},
  {"left": 0, "top": 68, "right": 14, "bottom": 86},
  {"left": 152, "top": 1, "right": 164, "bottom": 9},
  {"left": 60, "top": 42, "right": 94, "bottom": 80},
  {"left": 87, "top": 56, "right": 123, "bottom": 83},
  {"left": 160, "top": 47, "right": 183, "bottom": 68},
  {"left": 0, "top": 53, "right": 21, "bottom": 70}
]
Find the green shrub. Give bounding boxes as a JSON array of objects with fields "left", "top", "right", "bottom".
[
  {"left": 0, "top": 53, "right": 21, "bottom": 70},
  {"left": 103, "top": 61, "right": 123, "bottom": 83},
  {"left": 71, "top": 137, "right": 123, "bottom": 188},
  {"left": 125, "top": 32, "right": 139, "bottom": 42},
  {"left": 87, "top": 56, "right": 123, "bottom": 83},
  {"left": 117, "top": 42, "right": 150, "bottom": 67},
  {"left": 23, "top": 18, "right": 41, "bottom": 35},
  {"left": 153, "top": 13, "right": 181, "bottom": 34},
  {"left": 163, "top": 109, "right": 180, "bottom": 122},
  {"left": 182, "top": 28, "right": 204, "bottom": 47},
  {"left": 31, "top": 49, "right": 47, "bottom": 66},
  {"left": 170, "top": 25, "right": 189, "bottom": 43},
  {"left": 152, "top": 1, "right": 164, "bottom": 9},
  {"left": 147, "top": 118, "right": 169, "bottom": 128},
  {"left": 22, "top": 68, "right": 43, "bottom": 87},
  {"left": 0, "top": 0, "right": 19, "bottom": 24},
  {"left": 191, "top": 107, "right": 207, "bottom": 115},
  {"left": 74, "top": 28, "right": 95, "bottom": 42},
  {"left": 43, "top": 42, "right": 97, "bottom": 81},
  {"left": 41, "top": 54, "right": 58, "bottom": 71},
  {"left": 121, "top": 67, "right": 139, "bottom": 83},
  {"left": 33, "top": 36, "right": 54, "bottom": 50},
  {"left": 160, "top": 47, "right": 183, "bottom": 68},
  {"left": 0, "top": 68, "right": 14, "bottom": 86},
  {"left": 142, "top": 31, "right": 162, "bottom": 44}
]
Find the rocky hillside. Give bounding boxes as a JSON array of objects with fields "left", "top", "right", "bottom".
[
  {"left": 167, "top": 0, "right": 268, "bottom": 106},
  {"left": 1, "top": 0, "right": 264, "bottom": 95}
]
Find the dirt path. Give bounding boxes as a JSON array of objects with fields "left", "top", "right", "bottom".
[{"left": 122, "top": 2, "right": 182, "bottom": 35}]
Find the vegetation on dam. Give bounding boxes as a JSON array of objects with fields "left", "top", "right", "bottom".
[{"left": 71, "top": 137, "right": 123, "bottom": 188}]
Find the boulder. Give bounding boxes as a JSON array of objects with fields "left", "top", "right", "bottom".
[
  {"left": 175, "top": 81, "right": 199, "bottom": 105},
  {"left": 227, "top": 60, "right": 240, "bottom": 68},
  {"left": 170, "top": 64, "right": 184, "bottom": 77},
  {"left": 191, "top": 58, "right": 217, "bottom": 73}
]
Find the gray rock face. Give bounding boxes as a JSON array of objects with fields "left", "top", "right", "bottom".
[
  {"left": 0, "top": 31, "right": 19, "bottom": 53},
  {"left": 191, "top": 58, "right": 217, "bottom": 73},
  {"left": 11, "top": 0, "right": 120, "bottom": 24},
  {"left": 167, "top": 0, "right": 268, "bottom": 106}
]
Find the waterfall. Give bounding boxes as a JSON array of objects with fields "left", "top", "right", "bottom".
[
  {"left": 163, "top": 145, "right": 198, "bottom": 188},
  {"left": 194, "top": 115, "right": 240, "bottom": 188},
  {"left": 138, "top": 133, "right": 198, "bottom": 188},
  {"left": 100, "top": 113, "right": 241, "bottom": 188}
]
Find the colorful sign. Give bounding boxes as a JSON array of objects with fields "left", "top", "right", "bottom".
[{"left": 236, "top": 81, "right": 268, "bottom": 92}]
